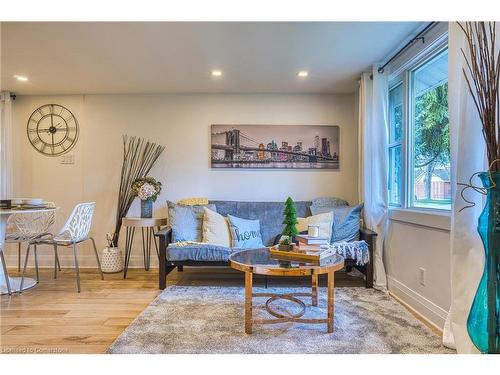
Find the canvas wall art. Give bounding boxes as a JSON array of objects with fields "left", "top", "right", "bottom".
[{"left": 211, "top": 124, "right": 340, "bottom": 169}]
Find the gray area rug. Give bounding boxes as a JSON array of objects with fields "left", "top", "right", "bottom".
[{"left": 108, "top": 286, "right": 454, "bottom": 354}]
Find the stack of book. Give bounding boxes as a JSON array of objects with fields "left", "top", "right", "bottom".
[{"left": 296, "top": 234, "right": 329, "bottom": 246}]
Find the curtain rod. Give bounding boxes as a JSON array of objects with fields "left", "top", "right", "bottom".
[{"left": 377, "top": 22, "right": 436, "bottom": 74}]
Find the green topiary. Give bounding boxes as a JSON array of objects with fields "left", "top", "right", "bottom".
[{"left": 282, "top": 197, "right": 298, "bottom": 237}]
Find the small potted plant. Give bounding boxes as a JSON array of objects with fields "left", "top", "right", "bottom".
[
  {"left": 278, "top": 235, "right": 294, "bottom": 251},
  {"left": 131, "top": 177, "right": 162, "bottom": 218}
]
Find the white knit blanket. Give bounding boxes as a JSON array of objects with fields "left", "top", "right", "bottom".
[{"left": 320, "top": 240, "right": 369, "bottom": 265}]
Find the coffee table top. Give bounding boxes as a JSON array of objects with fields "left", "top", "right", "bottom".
[{"left": 229, "top": 248, "right": 344, "bottom": 276}]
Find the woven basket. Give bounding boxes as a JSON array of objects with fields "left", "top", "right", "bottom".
[{"left": 101, "top": 247, "right": 123, "bottom": 273}]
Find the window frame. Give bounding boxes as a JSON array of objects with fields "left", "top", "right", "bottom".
[
  {"left": 387, "top": 36, "right": 449, "bottom": 213},
  {"left": 388, "top": 81, "right": 404, "bottom": 207}
]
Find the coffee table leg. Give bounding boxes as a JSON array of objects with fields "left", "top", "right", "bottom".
[
  {"left": 311, "top": 273, "right": 318, "bottom": 307},
  {"left": 327, "top": 270, "right": 334, "bottom": 333},
  {"left": 245, "top": 271, "right": 253, "bottom": 334}
]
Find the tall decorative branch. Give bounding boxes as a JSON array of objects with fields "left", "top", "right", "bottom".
[
  {"left": 459, "top": 22, "right": 500, "bottom": 172},
  {"left": 113, "top": 135, "right": 165, "bottom": 245}
]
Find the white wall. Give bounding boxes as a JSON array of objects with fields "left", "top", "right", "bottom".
[
  {"left": 385, "top": 210, "right": 451, "bottom": 330},
  {"left": 7, "top": 93, "right": 358, "bottom": 268}
]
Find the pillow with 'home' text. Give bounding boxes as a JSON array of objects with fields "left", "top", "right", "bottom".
[{"left": 227, "top": 214, "right": 264, "bottom": 249}]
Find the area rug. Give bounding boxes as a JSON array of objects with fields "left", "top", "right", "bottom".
[{"left": 108, "top": 286, "right": 454, "bottom": 354}]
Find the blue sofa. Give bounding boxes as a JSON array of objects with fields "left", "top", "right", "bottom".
[{"left": 156, "top": 200, "right": 376, "bottom": 289}]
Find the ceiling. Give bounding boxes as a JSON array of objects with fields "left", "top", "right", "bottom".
[{"left": 1, "top": 22, "right": 424, "bottom": 95}]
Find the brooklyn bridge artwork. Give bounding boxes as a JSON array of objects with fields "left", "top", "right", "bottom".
[{"left": 211, "top": 124, "right": 340, "bottom": 169}]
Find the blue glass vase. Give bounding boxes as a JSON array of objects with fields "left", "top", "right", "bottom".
[
  {"left": 140, "top": 200, "right": 153, "bottom": 218},
  {"left": 467, "top": 172, "right": 500, "bottom": 353}
]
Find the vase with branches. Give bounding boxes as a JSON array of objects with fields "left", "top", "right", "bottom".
[
  {"left": 113, "top": 136, "right": 165, "bottom": 245},
  {"left": 459, "top": 22, "right": 500, "bottom": 354}
]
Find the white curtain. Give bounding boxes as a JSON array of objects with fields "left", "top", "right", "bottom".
[
  {"left": 358, "top": 66, "right": 388, "bottom": 290},
  {"left": 0, "top": 91, "right": 13, "bottom": 199},
  {"left": 442, "top": 23, "right": 489, "bottom": 353}
]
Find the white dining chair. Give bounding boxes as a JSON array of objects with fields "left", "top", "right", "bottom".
[
  {"left": 22, "top": 202, "right": 104, "bottom": 293},
  {"left": 4, "top": 208, "right": 56, "bottom": 294}
]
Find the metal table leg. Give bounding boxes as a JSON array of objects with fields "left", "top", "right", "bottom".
[{"left": 123, "top": 226, "right": 135, "bottom": 279}]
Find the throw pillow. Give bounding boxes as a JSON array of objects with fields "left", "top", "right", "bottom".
[
  {"left": 311, "top": 204, "right": 364, "bottom": 243},
  {"left": 227, "top": 214, "right": 264, "bottom": 249},
  {"left": 167, "top": 201, "right": 216, "bottom": 243},
  {"left": 311, "top": 197, "right": 349, "bottom": 208},
  {"left": 177, "top": 197, "right": 209, "bottom": 206},
  {"left": 202, "top": 207, "right": 231, "bottom": 247},
  {"left": 296, "top": 212, "right": 334, "bottom": 241},
  {"left": 331, "top": 204, "right": 363, "bottom": 242}
]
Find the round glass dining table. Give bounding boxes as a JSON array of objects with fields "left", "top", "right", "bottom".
[{"left": 0, "top": 207, "right": 57, "bottom": 295}]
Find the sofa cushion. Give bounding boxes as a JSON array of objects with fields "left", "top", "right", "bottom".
[
  {"left": 227, "top": 214, "right": 264, "bottom": 249},
  {"left": 297, "top": 212, "right": 334, "bottom": 241},
  {"left": 311, "top": 197, "right": 349, "bottom": 208},
  {"left": 311, "top": 204, "right": 363, "bottom": 243},
  {"left": 166, "top": 242, "right": 233, "bottom": 262},
  {"left": 167, "top": 201, "right": 216, "bottom": 243},
  {"left": 210, "top": 200, "right": 311, "bottom": 246},
  {"left": 202, "top": 207, "right": 231, "bottom": 247}
]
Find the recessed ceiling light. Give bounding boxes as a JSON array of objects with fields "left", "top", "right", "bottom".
[
  {"left": 211, "top": 70, "right": 222, "bottom": 77},
  {"left": 297, "top": 71, "right": 309, "bottom": 78},
  {"left": 14, "top": 75, "right": 28, "bottom": 82}
]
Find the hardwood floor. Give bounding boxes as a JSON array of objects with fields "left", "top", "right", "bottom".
[{"left": 0, "top": 266, "right": 364, "bottom": 354}]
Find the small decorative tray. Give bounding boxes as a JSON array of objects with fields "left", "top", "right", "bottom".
[{"left": 269, "top": 245, "right": 321, "bottom": 263}]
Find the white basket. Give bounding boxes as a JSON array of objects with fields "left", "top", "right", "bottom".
[{"left": 101, "top": 247, "right": 123, "bottom": 273}]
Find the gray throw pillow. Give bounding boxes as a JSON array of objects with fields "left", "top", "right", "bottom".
[
  {"left": 167, "top": 201, "right": 216, "bottom": 243},
  {"left": 311, "top": 197, "right": 349, "bottom": 208},
  {"left": 311, "top": 204, "right": 363, "bottom": 243}
]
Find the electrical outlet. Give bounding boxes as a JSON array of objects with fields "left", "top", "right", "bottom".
[{"left": 419, "top": 267, "right": 426, "bottom": 286}]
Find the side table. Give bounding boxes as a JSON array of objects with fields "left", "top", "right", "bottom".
[{"left": 122, "top": 217, "right": 167, "bottom": 278}]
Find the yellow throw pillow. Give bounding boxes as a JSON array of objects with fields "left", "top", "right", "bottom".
[
  {"left": 178, "top": 197, "right": 209, "bottom": 206},
  {"left": 297, "top": 212, "right": 334, "bottom": 240},
  {"left": 202, "top": 207, "right": 231, "bottom": 247}
]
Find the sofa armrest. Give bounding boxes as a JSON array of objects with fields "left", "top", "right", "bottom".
[
  {"left": 155, "top": 226, "right": 172, "bottom": 242},
  {"left": 155, "top": 226, "right": 172, "bottom": 290},
  {"left": 359, "top": 227, "right": 377, "bottom": 239},
  {"left": 359, "top": 227, "right": 376, "bottom": 288}
]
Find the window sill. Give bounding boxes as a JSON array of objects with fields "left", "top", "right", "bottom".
[{"left": 388, "top": 208, "right": 451, "bottom": 232}]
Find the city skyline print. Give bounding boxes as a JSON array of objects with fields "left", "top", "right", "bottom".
[{"left": 211, "top": 124, "right": 340, "bottom": 169}]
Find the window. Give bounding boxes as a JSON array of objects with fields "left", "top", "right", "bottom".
[
  {"left": 410, "top": 50, "right": 450, "bottom": 209},
  {"left": 388, "top": 83, "right": 403, "bottom": 206},
  {"left": 387, "top": 46, "right": 450, "bottom": 211}
]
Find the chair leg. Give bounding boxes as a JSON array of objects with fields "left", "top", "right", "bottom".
[
  {"left": 56, "top": 247, "right": 61, "bottom": 271},
  {"left": 0, "top": 250, "right": 12, "bottom": 295},
  {"left": 53, "top": 244, "right": 59, "bottom": 279},
  {"left": 18, "top": 243, "right": 22, "bottom": 272},
  {"left": 89, "top": 238, "right": 104, "bottom": 280},
  {"left": 20, "top": 245, "right": 31, "bottom": 292},
  {"left": 72, "top": 243, "right": 81, "bottom": 293},
  {"left": 33, "top": 244, "right": 40, "bottom": 283}
]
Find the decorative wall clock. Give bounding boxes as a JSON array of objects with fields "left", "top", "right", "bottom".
[{"left": 26, "top": 104, "right": 79, "bottom": 156}]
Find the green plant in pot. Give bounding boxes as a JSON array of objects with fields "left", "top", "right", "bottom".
[
  {"left": 278, "top": 235, "right": 293, "bottom": 251},
  {"left": 280, "top": 197, "right": 298, "bottom": 251},
  {"left": 131, "top": 177, "right": 162, "bottom": 218},
  {"left": 459, "top": 22, "right": 500, "bottom": 354}
]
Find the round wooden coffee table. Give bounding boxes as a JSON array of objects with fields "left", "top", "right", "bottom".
[{"left": 230, "top": 248, "right": 344, "bottom": 334}]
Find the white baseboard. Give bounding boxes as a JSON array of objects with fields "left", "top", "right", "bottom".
[{"left": 387, "top": 276, "right": 448, "bottom": 331}]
